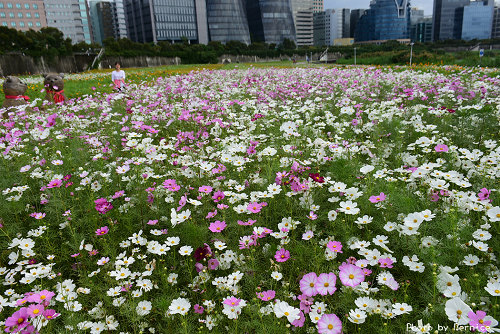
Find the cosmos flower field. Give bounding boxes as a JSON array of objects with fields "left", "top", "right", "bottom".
[{"left": 0, "top": 65, "right": 499, "bottom": 333}]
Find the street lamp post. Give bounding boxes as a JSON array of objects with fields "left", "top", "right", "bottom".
[
  {"left": 354, "top": 47, "right": 356, "bottom": 65},
  {"left": 409, "top": 42, "right": 414, "bottom": 67}
]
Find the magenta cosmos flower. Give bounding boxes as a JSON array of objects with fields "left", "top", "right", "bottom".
[
  {"left": 198, "top": 185, "right": 213, "bottom": 194},
  {"left": 212, "top": 190, "right": 225, "bottom": 202},
  {"left": 95, "top": 226, "right": 109, "bottom": 236},
  {"left": 247, "top": 202, "right": 263, "bottom": 213},
  {"left": 316, "top": 273, "right": 337, "bottom": 295},
  {"left": 338, "top": 263, "right": 365, "bottom": 287},
  {"left": 256, "top": 290, "right": 276, "bottom": 301},
  {"left": 317, "top": 313, "right": 342, "bottom": 334},
  {"left": 434, "top": 144, "right": 449, "bottom": 152},
  {"left": 468, "top": 310, "right": 491, "bottom": 333},
  {"left": 5, "top": 307, "right": 29, "bottom": 331},
  {"left": 208, "top": 220, "right": 226, "bottom": 233},
  {"left": 274, "top": 248, "right": 290, "bottom": 262},
  {"left": 326, "top": 241, "right": 343, "bottom": 253},
  {"left": 369, "top": 192, "right": 386, "bottom": 203},
  {"left": 299, "top": 272, "right": 318, "bottom": 296}
]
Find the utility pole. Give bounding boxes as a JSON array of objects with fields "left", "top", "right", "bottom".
[
  {"left": 354, "top": 47, "right": 356, "bottom": 65},
  {"left": 409, "top": 42, "right": 414, "bottom": 67}
]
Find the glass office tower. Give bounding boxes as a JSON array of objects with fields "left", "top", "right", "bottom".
[
  {"left": 206, "top": 0, "right": 250, "bottom": 44},
  {"left": 354, "top": 0, "right": 410, "bottom": 41},
  {"left": 246, "top": 0, "right": 296, "bottom": 45},
  {"left": 432, "top": 0, "right": 470, "bottom": 41},
  {"left": 460, "top": 0, "right": 494, "bottom": 40}
]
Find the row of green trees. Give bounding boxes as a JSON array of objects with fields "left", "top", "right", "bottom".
[{"left": 1, "top": 26, "right": 499, "bottom": 65}]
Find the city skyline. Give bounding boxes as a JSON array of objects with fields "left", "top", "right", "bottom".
[{"left": 325, "top": 0, "right": 433, "bottom": 16}]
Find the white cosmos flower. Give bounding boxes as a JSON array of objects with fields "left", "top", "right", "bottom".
[
  {"left": 136, "top": 300, "right": 152, "bottom": 316},
  {"left": 338, "top": 201, "right": 360, "bottom": 215},
  {"left": 273, "top": 301, "right": 300, "bottom": 323},
  {"left": 169, "top": 297, "right": 190, "bottom": 315},
  {"left": 485, "top": 282, "right": 500, "bottom": 296},
  {"left": 179, "top": 245, "right": 193, "bottom": 256},
  {"left": 445, "top": 298, "right": 472, "bottom": 325}
]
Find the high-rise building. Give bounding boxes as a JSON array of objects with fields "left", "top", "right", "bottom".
[
  {"left": 493, "top": 5, "right": 500, "bottom": 39},
  {"left": 460, "top": 0, "right": 494, "bottom": 40},
  {"left": 354, "top": 0, "right": 410, "bottom": 42},
  {"left": 206, "top": 0, "right": 250, "bottom": 44},
  {"left": 44, "top": 0, "right": 92, "bottom": 43},
  {"left": 290, "top": 0, "right": 314, "bottom": 46},
  {"left": 246, "top": 0, "right": 296, "bottom": 45},
  {"left": 0, "top": 0, "right": 47, "bottom": 31},
  {"left": 410, "top": 8, "right": 424, "bottom": 24},
  {"left": 432, "top": 0, "right": 470, "bottom": 41},
  {"left": 312, "top": 0, "right": 323, "bottom": 12},
  {"left": 411, "top": 16, "right": 433, "bottom": 42},
  {"left": 313, "top": 8, "right": 350, "bottom": 46},
  {"left": 124, "top": 0, "right": 207, "bottom": 44},
  {"left": 89, "top": 0, "right": 127, "bottom": 44},
  {"left": 349, "top": 9, "right": 366, "bottom": 38}
]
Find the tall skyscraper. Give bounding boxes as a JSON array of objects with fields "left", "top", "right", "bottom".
[
  {"left": 349, "top": 9, "right": 366, "bottom": 37},
  {"left": 124, "top": 0, "right": 207, "bottom": 44},
  {"left": 354, "top": 0, "right": 410, "bottom": 42},
  {"left": 0, "top": 0, "right": 47, "bottom": 31},
  {"left": 493, "top": 4, "right": 500, "bottom": 39},
  {"left": 314, "top": 8, "right": 350, "bottom": 46},
  {"left": 411, "top": 16, "right": 433, "bottom": 42},
  {"left": 312, "top": 0, "right": 324, "bottom": 12},
  {"left": 89, "top": 0, "right": 128, "bottom": 44},
  {"left": 460, "top": 0, "right": 494, "bottom": 40},
  {"left": 44, "top": 0, "right": 92, "bottom": 43},
  {"left": 246, "top": 0, "right": 296, "bottom": 45},
  {"left": 410, "top": 8, "right": 424, "bottom": 24},
  {"left": 432, "top": 0, "right": 470, "bottom": 41},
  {"left": 206, "top": 0, "right": 250, "bottom": 44},
  {"left": 290, "top": 0, "right": 314, "bottom": 46}
]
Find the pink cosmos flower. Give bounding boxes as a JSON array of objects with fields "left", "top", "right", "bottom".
[
  {"left": 468, "top": 310, "right": 491, "bottom": 333},
  {"left": 207, "top": 258, "right": 219, "bottom": 270},
  {"left": 94, "top": 198, "right": 113, "bottom": 214},
  {"left": 27, "top": 303, "right": 44, "bottom": 318},
  {"left": 46, "top": 179, "right": 63, "bottom": 188},
  {"left": 27, "top": 290, "right": 55, "bottom": 304},
  {"left": 291, "top": 310, "right": 306, "bottom": 328},
  {"left": 43, "top": 309, "right": 60, "bottom": 320},
  {"left": 317, "top": 313, "right": 342, "bottom": 334},
  {"left": 198, "top": 185, "right": 213, "bottom": 194},
  {"left": 5, "top": 307, "right": 29, "bottom": 331},
  {"left": 274, "top": 248, "right": 290, "bottom": 262},
  {"left": 194, "top": 304, "right": 204, "bottom": 314},
  {"left": 147, "top": 220, "right": 158, "bottom": 225},
  {"left": 223, "top": 296, "right": 241, "bottom": 307},
  {"left": 298, "top": 294, "right": 314, "bottom": 313},
  {"left": 238, "top": 219, "right": 256, "bottom": 226},
  {"left": 299, "top": 272, "right": 318, "bottom": 297},
  {"left": 206, "top": 209, "right": 217, "bottom": 219},
  {"left": 326, "top": 241, "right": 343, "bottom": 253},
  {"left": 316, "top": 273, "right": 337, "bottom": 296},
  {"left": 378, "top": 257, "right": 394, "bottom": 268},
  {"left": 30, "top": 212, "right": 46, "bottom": 219},
  {"left": 208, "top": 220, "right": 226, "bottom": 233},
  {"left": 434, "top": 144, "right": 449, "bottom": 152},
  {"left": 256, "top": 290, "right": 276, "bottom": 301},
  {"left": 307, "top": 211, "right": 318, "bottom": 220},
  {"left": 478, "top": 188, "right": 491, "bottom": 201},
  {"left": 247, "top": 202, "right": 263, "bottom": 213},
  {"left": 212, "top": 190, "right": 225, "bottom": 202},
  {"left": 338, "top": 263, "right": 365, "bottom": 287},
  {"left": 95, "top": 226, "right": 109, "bottom": 236},
  {"left": 112, "top": 190, "right": 125, "bottom": 199},
  {"left": 369, "top": 192, "right": 386, "bottom": 203}
]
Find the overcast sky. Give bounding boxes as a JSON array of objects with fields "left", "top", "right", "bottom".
[{"left": 324, "top": 0, "right": 433, "bottom": 17}]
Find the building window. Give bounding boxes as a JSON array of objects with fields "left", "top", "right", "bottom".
[
  {"left": 26, "top": 12, "right": 30, "bottom": 17},
  {"left": 34, "top": 12, "right": 39, "bottom": 18},
  {"left": 35, "top": 21, "right": 40, "bottom": 26},
  {"left": 7, "top": 3, "right": 13, "bottom": 9},
  {"left": 2, "top": 21, "right": 7, "bottom": 26},
  {"left": 0, "top": 3, "right": 3, "bottom": 8},
  {"left": 24, "top": 4, "right": 29, "bottom": 9},
  {"left": 16, "top": 3, "right": 20, "bottom": 9},
  {"left": 33, "top": 4, "right": 37, "bottom": 9},
  {"left": 19, "top": 21, "right": 24, "bottom": 27},
  {"left": 9, "top": 12, "right": 13, "bottom": 17},
  {"left": 28, "top": 21, "right": 32, "bottom": 26},
  {"left": 0, "top": 12, "right": 4, "bottom": 17},
  {"left": 17, "top": 12, "right": 22, "bottom": 18},
  {"left": 10, "top": 21, "right": 15, "bottom": 26}
]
